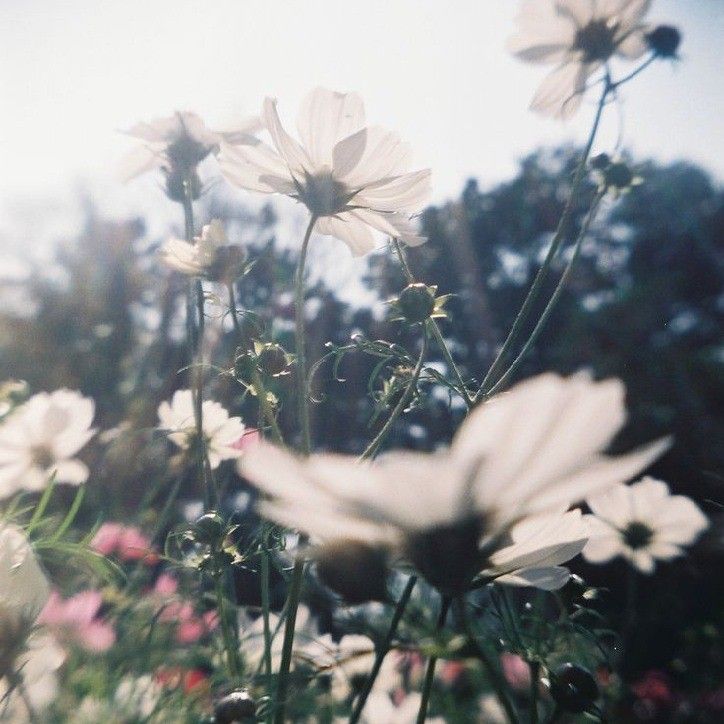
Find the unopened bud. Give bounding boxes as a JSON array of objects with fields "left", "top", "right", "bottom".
[
  {"left": 165, "top": 168, "right": 202, "bottom": 203},
  {"left": 193, "top": 512, "right": 225, "bottom": 545},
  {"left": 550, "top": 663, "right": 599, "bottom": 713},
  {"left": 214, "top": 689, "right": 256, "bottom": 723},
  {"left": 257, "top": 344, "right": 289, "bottom": 377},
  {"left": 316, "top": 540, "right": 390, "bottom": 604},
  {"left": 590, "top": 153, "right": 611, "bottom": 171},
  {"left": 646, "top": 25, "right": 682, "bottom": 58},
  {"left": 396, "top": 283, "right": 436, "bottom": 324}
]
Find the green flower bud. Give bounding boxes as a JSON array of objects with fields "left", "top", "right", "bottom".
[
  {"left": 550, "top": 663, "right": 599, "bottom": 713},
  {"left": 397, "top": 283, "right": 437, "bottom": 324},
  {"left": 193, "top": 512, "right": 225, "bottom": 545},
  {"left": 257, "top": 343, "right": 289, "bottom": 377},
  {"left": 214, "top": 690, "right": 256, "bottom": 723}
]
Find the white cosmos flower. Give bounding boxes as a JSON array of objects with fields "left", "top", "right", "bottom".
[
  {"left": 342, "top": 692, "right": 444, "bottom": 724},
  {"left": 508, "top": 0, "right": 653, "bottom": 119},
  {"left": 120, "top": 110, "right": 261, "bottom": 182},
  {"left": 157, "top": 390, "right": 246, "bottom": 470},
  {"left": 219, "top": 87, "right": 431, "bottom": 256},
  {"left": 240, "top": 372, "right": 669, "bottom": 593},
  {"left": 161, "top": 219, "right": 246, "bottom": 281},
  {"left": 0, "top": 390, "right": 96, "bottom": 497},
  {"left": 582, "top": 476, "right": 709, "bottom": 573}
]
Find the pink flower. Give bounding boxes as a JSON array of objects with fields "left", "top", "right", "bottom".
[
  {"left": 39, "top": 590, "right": 116, "bottom": 652},
  {"left": 231, "top": 427, "right": 262, "bottom": 452},
  {"left": 155, "top": 589, "right": 219, "bottom": 645},
  {"left": 501, "top": 653, "right": 532, "bottom": 692},
  {"left": 632, "top": 670, "right": 674, "bottom": 707},
  {"left": 153, "top": 573, "right": 179, "bottom": 596},
  {"left": 92, "top": 523, "right": 158, "bottom": 564}
]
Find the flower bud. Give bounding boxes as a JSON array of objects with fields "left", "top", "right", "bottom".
[
  {"left": 549, "top": 663, "right": 599, "bottom": 713},
  {"left": 165, "top": 168, "right": 202, "bottom": 203},
  {"left": 646, "top": 25, "right": 682, "bottom": 58},
  {"left": 234, "top": 349, "right": 257, "bottom": 381},
  {"left": 315, "top": 540, "right": 390, "bottom": 604},
  {"left": 257, "top": 344, "right": 289, "bottom": 377},
  {"left": 396, "top": 283, "right": 437, "bottom": 324},
  {"left": 193, "top": 512, "right": 225, "bottom": 546},
  {"left": 590, "top": 153, "right": 611, "bottom": 171},
  {"left": 214, "top": 689, "right": 256, "bottom": 723}
]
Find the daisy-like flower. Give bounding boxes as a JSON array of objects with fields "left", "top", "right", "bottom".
[
  {"left": 240, "top": 372, "right": 669, "bottom": 594},
  {"left": 219, "top": 87, "right": 431, "bottom": 256},
  {"left": 161, "top": 219, "right": 246, "bottom": 282},
  {"left": 120, "top": 111, "right": 260, "bottom": 183},
  {"left": 582, "top": 477, "right": 708, "bottom": 573},
  {"left": 157, "top": 389, "right": 245, "bottom": 470},
  {"left": 0, "top": 390, "right": 96, "bottom": 497},
  {"left": 508, "top": 0, "right": 654, "bottom": 119}
]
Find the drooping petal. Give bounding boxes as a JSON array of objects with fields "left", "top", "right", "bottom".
[
  {"left": 353, "top": 168, "right": 432, "bottom": 213},
  {"left": 315, "top": 213, "right": 378, "bottom": 256},
  {"left": 555, "top": 0, "right": 594, "bottom": 27},
  {"left": 494, "top": 565, "right": 572, "bottom": 590},
  {"left": 349, "top": 208, "right": 426, "bottom": 247},
  {"left": 530, "top": 61, "right": 589, "bottom": 120}
]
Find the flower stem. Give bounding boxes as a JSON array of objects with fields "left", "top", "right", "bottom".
[
  {"left": 273, "top": 556, "right": 305, "bottom": 724},
  {"left": 260, "top": 532, "right": 274, "bottom": 723},
  {"left": 392, "top": 239, "right": 472, "bottom": 407},
  {"left": 348, "top": 575, "right": 417, "bottom": 724},
  {"left": 454, "top": 597, "right": 519, "bottom": 724},
  {"left": 295, "top": 215, "right": 317, "bottom": 455},
  {"left": 416, "top": 595, "right": 451, "bottom": 724},
  {"left": 361, "top": 330, "right": 428, "bottom": 461},
  {"left": 484, "top": 192, "right": 604, "bottom": 396},
  {"left": 529, "top": 661, "right": 540, "bottom": 724},
  {"left": 214, "top": 568, "right": 243, "bottom": 680},
  {"left": 227, "top": 282, "right": 284, "bottom": 445},
  {"left": 475, "top": 82, "right": 610, "bottom": 403}
]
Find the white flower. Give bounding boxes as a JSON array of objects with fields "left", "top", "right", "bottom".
[
  {"left": 120, "top": 110, "right": 261, "bottom": 182},
  {"left": 0, "top": 390, "right": 95, "bottom": 497},
  {"left": 157, "top": 390, "right": 245, "bottom": 470},
  {"left": 219, "top": 87, "right": 431, "bottom": 256},
  {"left": 582, "top": 476, "right": 709, "bottom": 573},
  {"left": 0, "top": 524, "right": 50, "bottom": 625},
  {"left": 0, "top": 630, "right": 65, "bottom": 720},
  {"left": 240, "top": 372, "right": 668, "bottom": 593},
  {"left": 508, "top": 0, "right": 653, "bottom": 119},
  {"left": 347, "top": 692, "right": 444, "bottom": 724},
  {"left": 161, "top": 219, "right": 245, "bottom": 281},
  {"left": 114, "top": 674, "right": 164, "bottom": 720}
]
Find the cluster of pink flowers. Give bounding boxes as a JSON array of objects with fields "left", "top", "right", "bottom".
[
  {"left": 39, "top": 590, "right": 115, "bottom": 652},
  {"left": 91, "top": 523, "right": 159, "bottom": 564}
]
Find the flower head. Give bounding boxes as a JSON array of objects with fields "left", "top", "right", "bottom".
[
  {"left": 219, "top": 87, "right": 431, "bottom": 256},
  {"left": 157, "top": 389, "right": 245, "bottom": 469},
  {"left": 0, "top": 389, "right": 95, "bottom": 497},
  {"left": 582, "top": 476, "right": 708, "bottom": 573},
  {"left": 240, "top": 372, "right": 668, "bottom": 593},
  {"left": 508, "top": 0, "right": 654, "bottom": 119},
  {"left": 161, "top": 219, "right": 247, "bottom": 282},
  {"left": 120, "top": 111, "right": 261, "bottom": 201}
]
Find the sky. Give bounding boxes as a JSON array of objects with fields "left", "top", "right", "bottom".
[{"left": 0, "top": 0, "right": 722, "bottom": 259}]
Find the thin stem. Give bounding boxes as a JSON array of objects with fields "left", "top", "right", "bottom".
[
  {"left": 485, "top": 192, "right": 604, "bottom": 396},
  {"left": 260, "top": 536, "right": 274, "bottom": 723},
  {"left": 611, "top": 53, "right": 657, "bottom": 89},
  {"left": 455, "top": 597, "right": 519, "bottom": 724},
  {"left": 475, "top": 81, "right": 610, "bottom": 402},
  {"left": 295, "top": 215, "right": 317, "bottom": 455},
  {"left": 349, "top": 575, "right": 417, "bottom": 724},
  {"left": 227, "top": 282, "right": 284, "bottom": 444},
  {"left": 214, "top": 570, "right": 243, "bottom": 680},
  {"left": 392, "top": 239, "right": 472, "bottom": 407},
  {"left": 273, "top": 556, "right": 305, "bottom": 724},
  {"left": 529, "top": 661, "right": 540, "bottom": 724},
  {"left": 415, "top": 595, "right": 451, "bottom": 724},
  {"left": 361, "top": 331, "right": 428, "bottom": 461}
]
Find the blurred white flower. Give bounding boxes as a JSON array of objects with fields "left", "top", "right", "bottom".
[
  {"left": 0, "top": 630, "right": 65, "bottom": 720},
  {"left": 161, "top": 219, "right": 246, "bottom": 282},
  {"left": 219, "top": 87, "right": 431, "bottom": 256},
  {"left": 120, "top": 110, "right": 261, "bottom": 182},
  {"left": 583, "top": 476, "right": 708, "bottom": 573},
  {"left": 114, "top": 674, "right": 164, "bottom": 720},
  {"left": 240, "top": 372, "right": 668, "bottom": 593},
  {"left": 347, "top": 692, "right": 444, "bottom": 724},
  {"left": 157, "top": 390, "right": 245, "bottom": 470},
  {"left": 482, "top": 508, "right": 589, "bottom": 590},
  {"left": 508, "top": 0, "right": 653, "bottom": 119},
  {"left": 0, "top": 389, "right": 96, "bottom": 497},
  {"left": 0, "top": 524, "right": 50, "bottom": 625}
]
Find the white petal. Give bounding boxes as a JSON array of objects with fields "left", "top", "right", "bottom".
[
  {"left": 262, "top": 97, "right": 312, "bottom": 175},
  {"left": 338, "top": 126, "right": 413, "bottom": 187},
  {"left": 616, "top": 29, "right": 649, "bottom": 59},
  {"left": 531, "top": 61, "right": 589, "bottom": 120},
  {"left": 350, "top": 209, "right": 426, "bottom": 247},
  {"left": 555, "top": 0, "right": 594, "bottom": 27},
  {"left": 296, "top": 87, "right": 366, "bottom": 168},
  {"left": 50, "top": 459, "right": 89, "bottom": 485},
  {"left": 353, "top": 169, "right": 432, "bottom": 213},
  {"left": 495, "top": 566, "right": 572, "bottom": 590},
  {"left": 118, "top": 145, "right": 164, "bottom": 182},
  {"left": 315, "top": 213, "right": 378, "bottom": 256},
  {"left": 219, "top": 141, "right": 296, "bottom": 195}
]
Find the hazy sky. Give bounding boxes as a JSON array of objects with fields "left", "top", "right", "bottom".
[{"left": 1, "top": 0, "right": 722, "bottom": 219}]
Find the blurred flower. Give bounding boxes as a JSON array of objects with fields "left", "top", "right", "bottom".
[
  {"left": 631, "top": 670, "right": 674, "bottom": 707},
  {"left": 508, "top": 0, "right": 653, "bottom": 119},
  {"left": 150, "top": 577, "right": 218, "bottom": 644},
  {"left": 120, "top": 111, "right": 261, "bottom": 192},
  {"left": 241, "top": 372, "right": 668, "bottom": 593},
  {"left": 0, "top": 389, "right": 95, "bottom": 496},
  {"left": 500, "top": 653, "right": 533, "bottom": 692},
  {"left": 114, "top": 674, "right": 164, "bottom": 720},
  {"left": 38, "top": 590, "right": 115, "bottom": 652},
  {"left": 161, "top": 219, "right": 247, "bottom": 283},
  {"left": 157, "top": 390, "right": 246, "bottom": 469},
  {"left": 347, "top": 691, "right": 444, "bottom": 723},
  {"left": 219, "top": 87, "right": 431, "bottom": 255},
  {"left": 477, "top": 694, "right": 508, "bottom": 724},
  {"left": 0, "top": 524, "right": 50, "bottom": 625},
  {"left": 155, "top": 666, "right": 209, "bottom": 695},
  {"left": 91, "top": 523, "right": 158, "bottom": 564},
  {"left": 583, "top": 476, "right": 708, "bottom": 573}
]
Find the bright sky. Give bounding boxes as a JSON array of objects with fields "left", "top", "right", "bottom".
[{"left": 0, "top": 0, "right": 722, "bottom": 238}]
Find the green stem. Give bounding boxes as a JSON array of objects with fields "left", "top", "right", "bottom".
[
  {"left": 392, "top": 239, "right": 472, "bottom": 407},
  {"left": 214, "top": 570, "right": 242, "bottom": 680},
  {"left": 227, "top": 282, "right": 284, "bottom": 445},
  {"left": 529, "top": 661, "right": 540, "bottom": 724},
  {"left": 349, "top": 575, "right": 417, "bottom": 724},
  {"left": 361, "top": 331, "right": 428, "bottom": 461},
  {"left": 273, "top": 556, "right": 305, "bottom": 724},
  {"left": 416, "top": 595, "right": 451, "bottom": 724},
  {"left": 295, "top": 215, "right": 317, "bottom": 455},
  {"left": 475, "top": 81, "right": 610, "bottom": 402},
  {"left": 455, "top": 597, "right": 519, "bottom": 724},
  {"left": 260, "top": 536, "right": 274, "bottom": 723},
  {"left": 484, "top": 192, "right": 604, "bottom": 396}
]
